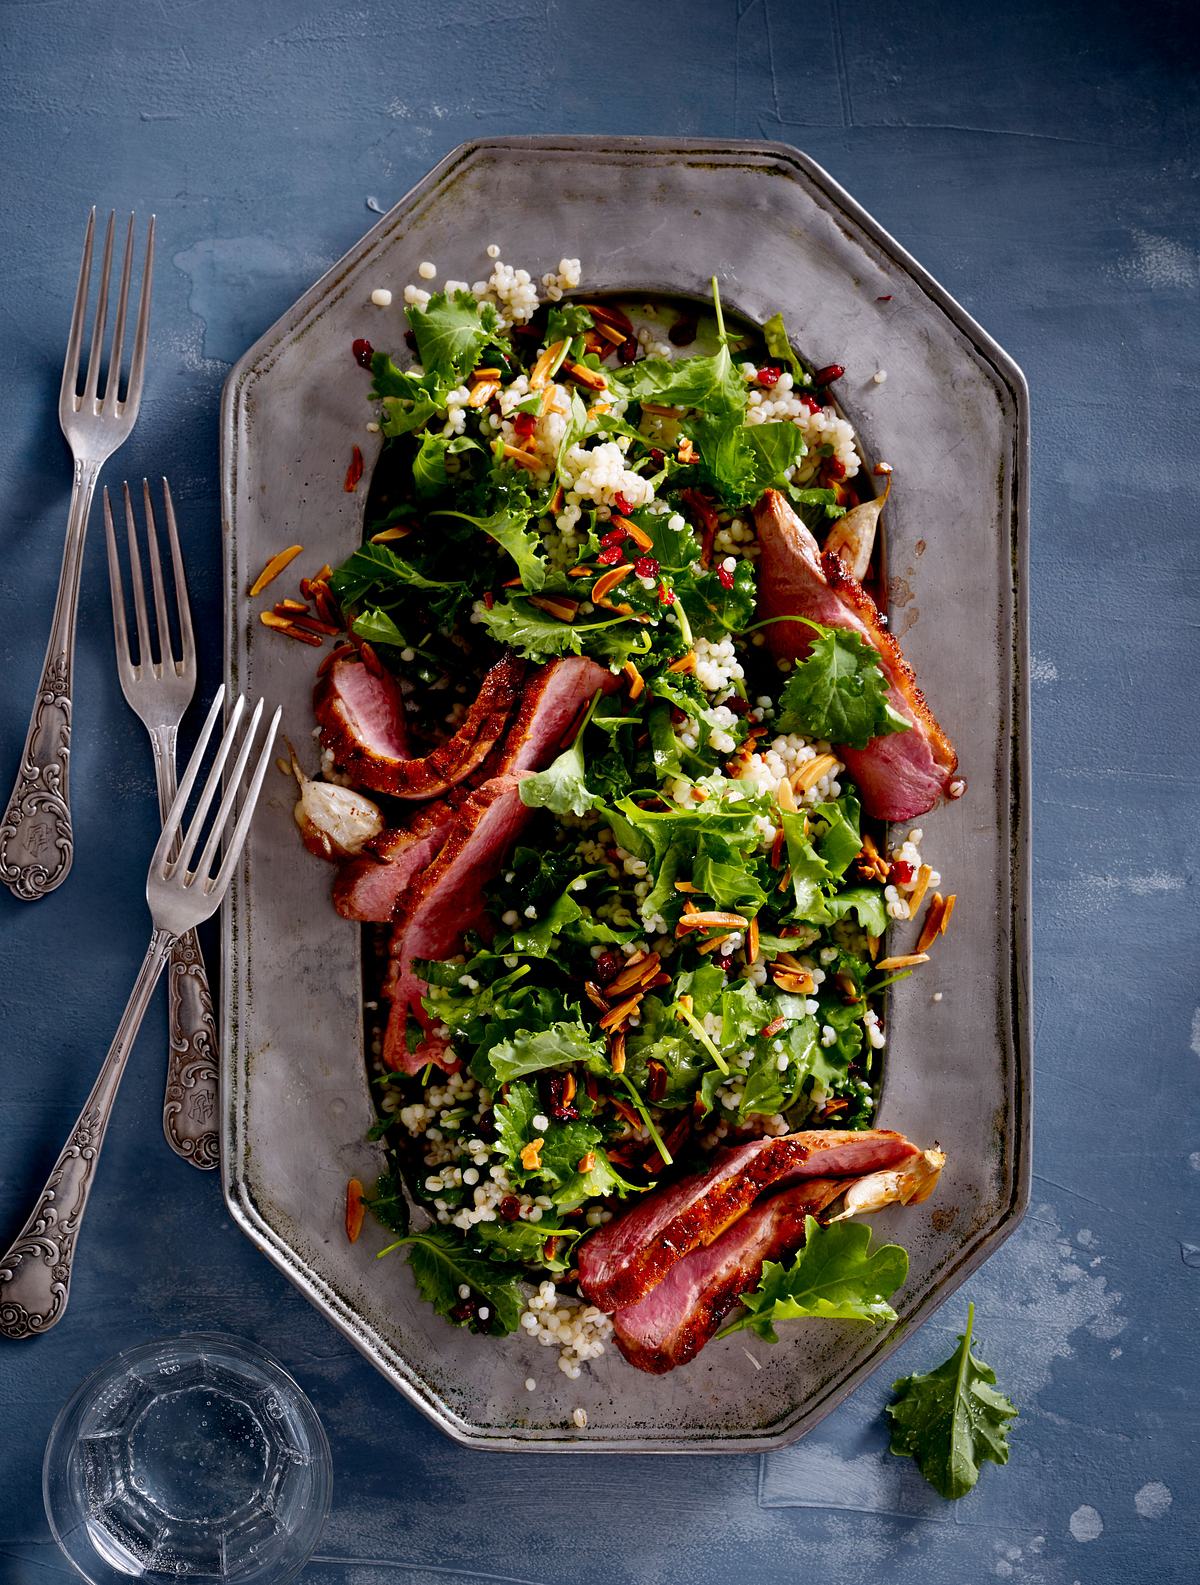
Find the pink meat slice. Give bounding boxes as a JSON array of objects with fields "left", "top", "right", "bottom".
[
  {"left": 330, "top": 656, "right": 615, "bottom": 923},
  {"left": 316, "top": 652, "right": 525, "bottom": 799},
  {"left": 577, "top": 1129, "right": 921, "bottom": 1314},
  {"left": 753, "top": 489, "right": 960, "bottom": 821},
  {"left": 612, "top": 1179, "right": 845, "bottom": 1373},
  {"left": 381, "top": 772, "right": 537, "bottom": 1074}
]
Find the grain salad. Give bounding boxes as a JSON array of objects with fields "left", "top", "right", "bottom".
[{"left": 277, "top": 247, "right": 961, "bottom": 1388}]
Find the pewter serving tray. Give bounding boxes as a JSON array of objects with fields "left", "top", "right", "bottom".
[{"left": 220, "top": 137, "right": 1030, "bottom": 1453}]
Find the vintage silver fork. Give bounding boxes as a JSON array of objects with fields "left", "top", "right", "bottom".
[
  {"left": 0, "top": 687, "right": 281, "bottom": 1339},
  {"left": 103, "top": 478, "right": 220, "bottom": 1170},
  {"left": 0, "top": 208, "right": 154, "bottom": 901}
]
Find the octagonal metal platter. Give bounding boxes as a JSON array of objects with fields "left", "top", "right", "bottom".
[{"left": 219, "top": 135, "right": 1030, "bottom": 1453}]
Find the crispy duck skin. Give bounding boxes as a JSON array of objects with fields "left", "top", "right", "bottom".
[
  {"left": 753, "top": 489, "right": 960, "bottom": 821},
  {"left": 611, "top": 1147, "right": 947, "bottom": 1374},
  {"left": 576, "top": 1129, "right": 921, "bottom": 1314},
  {"left": 315, "top": 651, "right": 525, "bottom": 800}
]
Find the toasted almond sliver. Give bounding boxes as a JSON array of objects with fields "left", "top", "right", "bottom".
[
  {"left": 578, "top": 1151, "right": 597, "bottom": 1173},
  {"left": 866, "top": 933, "right": 881, "bottom": 960},
  {"left": 568, "top": 565, "right": 593, "bottom": 579},
  {"left": 259, "top": 610, "right": 321, "bottom": 645},
  {"left": 610, "top": 515, "right": 653, "bottom": 550},
  {"left": 771, "top": 968, "right": 815, "bottom": 994},
  {"left": 746, "top": 916, "right": 760, "bottom": 964},
  {"left": 468, "top": 380, "right": 501, "bottom": 408},
  {"left": 599, "top": 995, "right": 642, "bottom": 1032},
  {"left": 640, "top": 402, "right": 680, "bottom": 417},
  {"left": 792, "top": 753, "right": 840, "bottom": 793},
  {"left": 938, "top": 893, "right": 957, "bottom": 936},
  {"left": 916, "top": 893, "right": 946, "bottom": 954},
  {"left": 675, "top": 910, "right": 748, "bottom": 934},
  {"left": 528, "top": 595, "right": 579, "bottom": 621},
  {"left": 275, "top": 756, "right": 292, "bottom": 777},
  {"left": 595, "top": 321, "right": 629, "bottom": 346},
  {"left": 520, "top": 1138, "right": 545, "bottom": 1171},
  {"left": 609, "top": 1031, "right": 627, "bottom": 1075},
  {"left": 502, "top": 441, "right": 543, "bottom": 470},
  {"left": 370, "top": 525, "right": 413, "bottom": 543},
  {"left": 608, "top": 952, "right": 661, "bottom": 997},
  {"left": 674, "top": 880, "right": 700, "bottom": 893},
  {"left": 551, "top": 483, "right": 565, "bottom": 514},
  {"left": 775, "top": 776, "right": 797, "bottom": 813},
  {"left": 564, "top": 360, "right": 606, "bottom": 390},
  {"left": 697, "top": 932, "right": 734, "bottom": 956},
  {"left": 583, "top": 981, "right": 610, "bottom": 1013},
  {"left": 249, "top": 544, "right": 303, "bottom": 598},
  {"left": 274, "top": 598, "right": 308, "bottom": 614},
  {"left": 875, "top": 952, "right": 932, "bottom": 972},
  {"left": 470, "top": 366, "right": 502, "bottom": 380},
  {"left": 907, "top": 863, "right": 934, "bottom": 917},
  {"left": 345, "top": 1178, "right": 365, "bottom": 1243},
  {"left": 529, "top": 339, "right": 568, "bottom": 390},
  {"left": 621, "top": 660, "right": 644, "bottom": 699},
  {"left": 667, "top": 651, "right": 696, "bottom": 675},
  {"left": 592, "top": 562, "right": 633, "bottom": 602}
]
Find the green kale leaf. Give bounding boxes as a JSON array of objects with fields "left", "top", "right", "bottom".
[
  {"left": 487, "top": 1021, "right": 606, "bottom": 1083},
  {"left": 435, "top": 504, "right": 547, "bottom": 593},
  {"left": 407, "top": 290, "right": 504, "bottom": 380},
  {"left": 761, "top": 312, "right": 805, "bottom": 382},
  {"left": 776, "top": 623, "right": 911, "bottom": 748},
  {"left": 719, "top": 1216, "right": 908, "bottom": 1341},
  {"left": 887, "top": 1303, "right": 1018, "bottom": 1499},
  {"left": 518, "top": 733, "right": 595, "bottom": 818},
  {"left": 377, "top": 1227, "right": 523, "bottom": 1334}
]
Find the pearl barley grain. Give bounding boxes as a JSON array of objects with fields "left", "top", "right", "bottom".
[
  {"left": 370, "top": 287, "right": 393, "bottom": 307},
  {"left": 873, "top": 369, "right": 887, "bottom": 384},
  {"left": 418, "top": 260, "right": 437, "bottom": 280},
  {"left": 486, "top": 243, "right": 501, "bottom": 258}
]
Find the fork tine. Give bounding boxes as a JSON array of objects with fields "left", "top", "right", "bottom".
[
  {"left": 141, "top": 478, "right": 174, "bottom": 669},
  {"left": 60, "top": 208, "right": 95, "bottom": 410},
  {"left": 160, "top": 478, "right": 194, "bottom": 674},
  {"left": 122, "top": 481, "right": 154, "bottom": 670},
  {"left": 211, "top": 705, "right": 282, "bottom": 896},
  {"left": 101, "top": 487, "right": 132, "bottom": 667},
  {"left": 191, "top": 697, "right": 265, "bottom": 884},
  {"left": 82, "top": 211, "right": 116, "bottom": 406},
  {"left": 150, "top": 686, "right": 226, "bottom": 878},
  {"left": 172, "top": 694, "right": 247, "bottom": 877},
  {"left": 124, "top": 214, "right": 155, "bottom": 414},
  {"left": 102, "top": 214, "right": 136, "bottom": 414}
]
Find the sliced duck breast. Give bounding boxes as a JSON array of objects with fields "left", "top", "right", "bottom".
[
  {"left": 316, "top": 652, "right": 525, "bottom": 799},
  {"left": 577, "top": 1129, "right": 921, "bottom": 1314},
  {"left": 753, "top": 488, "right": 960, "bottom": 821}
]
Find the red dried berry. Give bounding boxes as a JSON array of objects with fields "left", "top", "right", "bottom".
[
  {"left": 617, "top": 337, "right": 638, "bottom": 364},
  {"left": 352, "top": 338, "right": 374, "bottom": 369},
  {"left": 498, "top": 1195, "right": 522, "bottom": 1222},
  {"left": 889, "top": 859, "right": 914, "bottom": 885},
  {"left": 594, "top": 949, "right": 624, "bottom": 984},
  {"left": 756, "top": 364, "right": 782, "bottom": 388},
  {"left": 669, "top": 705, "right": 687, "bottom": 725},
  {"left": 597, "top": 543, "right": 623, "bottom": 565},
  {"left": 824, "top": 457, "right": 847, "bottom": 482},
  {"left": 513, "top": 411, "right": 537, "bottom": 438},
  {"left": 634, "top": 555, "right": 659, "bottom": 578},
  {"left": 814, "top": 364, "right": 845, "bottom": 385},
  {"left": 613, "top": 492, "right": 634, "bottom": 515},
  {"left": 649, "top": 448, "right": 665, "bottom": 466},
  {"left": 657, "top": 581, "right": 675, "bottom": 605},
  {"left": 601, "top": 526, "right": 627, "bottom": 547},
  {"left": 798, "top": 394, "right": 821, "bottom": 414},
  {"left": 716, "top": 563, "right": 735, "bottom": 590}
]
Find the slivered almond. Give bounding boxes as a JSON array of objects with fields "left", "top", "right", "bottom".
[
  {"left": 592, "top": 563, "right": 633, "bottom": 602},
  {"left": 561, "top": 1072, "right": 577, "bottom": 1103},
  {"left": 345, "top": 1178, "right": 365, "bottom": 1243},
  {"left": 677, "top": 436, "right": 697, "bottom": 464},
  {"left": 775, "top": 777, "right": 797, "bottom": 813},
  {"left": 310, "top": 562, "right": 333, "bottom": 584},
  {"left": 681, "top": 901, "right": 698, "bottom": 915},
  {"left": 274, "top": 598, "right": 308, "bottom": 614},
  {"left": 675, "top": 910, "right": 748, "bottom": 934},
  {"left": 259, "top": 611, "right": 322, "bottom": 645},
  {"left": 370, "top": 525, "right": 414, "bottom": 543},
  {"left": 468, "top": 380, "right": 500, "bottom": 408},
  {"left": 760, "top": 1016, "right": 787, "bottom": 1038},
  {"left": 564, "top": 360, "right": 607, "bottom": 390},
  {"left": 621, "top": 660, "right": 645, "bottom": 699},
  {"left": 551, "top": 483, "right": 565, "bottom": 514},
  {"left": 772, "top": 951, "right": 805, "bottom": 971},
  {"left": 577, "top": 1151, "right": 597, "bottom": 1173},
  {"left": 528, "top": 595, "right": 579, "bottom": 621},
  {"left": 916, "top": 893, "right": 947, "bottom": 954},
  {"left": 674, "top": 880, "right": 700, "bottom": 893},
  {"left": 275, "top": 756, "right": 292, "bottom": 776},
  {"left": 777, "top": 866, "right": 792, "bottom": 893},
  {"left": 907, "top": 862, "right": 934, "bottom": 917},
  {"left": 611, "top": 515, "right": 653, "bottom": 550},
  {"left": 290, "top": 613, "right": 340, "bottom": 637},
  {"left": 568, "top": 565, "right": 593, "bottom": 579},
  {"left": 866, "top": 934, "right": 881, "bottom": 960},
  {"left": 769, "top": 827, "right": 786, "bottom": 868},
  {"left": 667, "top": 651, "right": 696, "bottom": 675},
  {"left": 746, "top": 916, "right": 760, "bottom": 964},
  {"left": 836, "top": 971, "right": 860, "bottom": 1002},
  {"left": 640, "top": 402, "right": 680, "bottom": 417},
  {"left": 583, "top": 981, "right": 610, "bottom": 1013},
  {"left": 520, "top": 1138, "right": 545, "bottom": 1171},
  {"left": 772, "top": 967, "right": 815, "bottom": 994},
  {"left": 875, "top": 952, "right": 931, "bottom": 972},
  {"left": 470, "top": 366, "right": 502, "bottom": 380},
  {"left": 938, "top": 893, "right": 957, "bottom": 935},
  {"left": 249, "top": 544, "right": 303, "bottom": 597},
  {"left": 792, "top": 753, "right": 840, "bottom": 793},
  {"left": 697, "top": 932, "right": 734, "bottom": 956},
  {"left": 691, "top": 786, "right": 709, "bottom": 802},
  {"left": 608, "top": 952, "right": 661, "bottom": 996},
  {"left": 502, "top": 441, "right": 542, "bottom": 469},
  {"left": 530, "top": 339, "right": 567, "bottom": 389},
  {"left": 609, "top": 1031, "right": 627, "bottom": 1075},
  {"left": 599, "top": 995, "right": 642, "bottom": 1031},
  {"left": 594, "top": 321, "right": 629, "bottom": 346}
]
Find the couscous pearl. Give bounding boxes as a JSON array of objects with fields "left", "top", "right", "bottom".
[
  {"left": 487, "top": 243, "right": 501, "bottom": 258},
  {"left": 370, "top": 287, "right": 393, "bottom": 307},
  {"left": 417, "top": 260, "right": 437, "bottom": 279},
  {"left": 525, "top": 1377, "right": 536, "bottom": 1390}
]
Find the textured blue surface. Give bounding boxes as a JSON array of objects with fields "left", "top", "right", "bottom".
[{"left": 1, "top": 2, "right": 1197, "bottom": 1581}]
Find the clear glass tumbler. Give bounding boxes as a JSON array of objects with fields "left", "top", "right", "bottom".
[{"left": 44, "top": 1333, "right": 332, "bottom": 1584}]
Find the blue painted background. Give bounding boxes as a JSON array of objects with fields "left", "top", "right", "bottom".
[{"left": 1, "top": 2, "right": 1196, "bottom": 1581}]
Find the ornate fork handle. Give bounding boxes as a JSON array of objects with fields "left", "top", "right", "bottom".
[
  {"left": 0, "top": 458, "right": 101, "bottom": 901},
  {"left": 150, "top": 729, "right": 220, "bottom": 1169},
  {"left": 0, "top": 928, "right": 173, "bottom": 1339}
]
